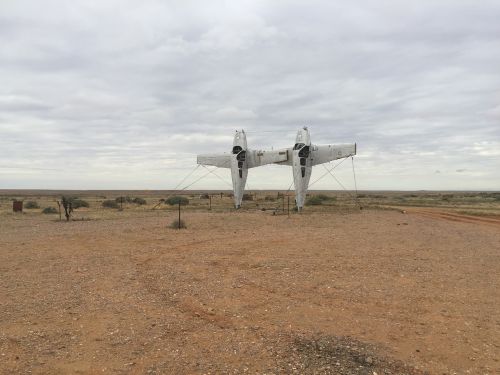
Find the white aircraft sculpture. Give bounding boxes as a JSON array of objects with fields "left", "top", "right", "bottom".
[
  {"left": 273, "top": 127, "right": 356, "bottom": 210},
  {"left": 196, "top": 130, "right": 288, "bottom": 208},
  {"left": 196, "top": 127, "right": 356, "bottom": 210}
]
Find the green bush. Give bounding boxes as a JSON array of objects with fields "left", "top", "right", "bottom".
[
  {"left": 133, "top": 197, "right": 147, "bottom": 205},
  {"left": 403, "top": 194, "right": 418, "bottom": 198},
  {"left": 165, "top": 196, "right": 189, "bottom": 206},
  {"left": 71, "top": 199, "right": 89, "bottom": 208},
  {"left": 242, "top": 193, "right": 253, "bottom": 201},
  {"left": 102, "top": 200, "right": 119, "bottom": 209},
  {"left": 305, "top": 194, "right": 337, "bottom": 206},
  {"left": 316, "top": 194, "right": 336, "bottom": 201},
  {"left": 115, "top": 196, "right": 133, "bottom": 203},
  {"left": 42, "top": 207, "right": 58, "bottom": 214},
  {"left": 60, "top": 196, "right": 88, "bottom": 209},
  {"left": 305, "top": 196, "right": 323, "bottom": 206},
  {"left": 25, "top": 201, "right": 39, "bottom": 209},
  {"left": 169, "top": 219, "right": 187, "bottom": 229},
  {"left": 264, "top": 196, "right": 276, "bottom": 201}
]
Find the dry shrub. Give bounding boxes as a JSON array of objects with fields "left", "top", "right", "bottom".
[
  {"left": 166, "top": 196, "right": 189, "bottom": 206},
  {"left": 102, "top": 200, "right": 119, "bottom": 209},
  {"left": 169, "top": 219, "right": 187, "bottom": 229},
  {"left": 25, "top": 201, "right": 39, "bottom": 209}
]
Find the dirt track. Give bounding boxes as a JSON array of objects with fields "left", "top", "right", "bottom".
[
  {"left": 1, "top": 210, "right": 499, "bottom": 374},
  {"left": 406, "top": 208, "right": 500, "bottom": 227}
]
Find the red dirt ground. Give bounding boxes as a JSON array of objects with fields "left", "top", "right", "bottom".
[{"left": 1, "top": 209, "right": 499, "bottom": 374}]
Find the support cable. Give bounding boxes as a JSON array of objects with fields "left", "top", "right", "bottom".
[
  {"left": 173, "top": 164, "right": 200, "bottom": 190},
  {"left": 308, "top": 156, "right": 349, "bottom": 189},
  {"left": 321, "top": 163, "right": 361, "bottom": 208},
  {"left": 200, "top": 165, "right": 233, "bottom": 189},
  {"left": 152, "top": 164, "right": 201, "bottom": 209},
  {"left": 321, "top": 164, "right": 355, "bottom": 198},
  {"left": 180, "top": 169, "right": 215, "bottom": 190}
]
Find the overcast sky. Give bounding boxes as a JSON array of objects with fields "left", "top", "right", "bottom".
[{"left": 1, "top": 0, "right": 499, "bottom": 190}]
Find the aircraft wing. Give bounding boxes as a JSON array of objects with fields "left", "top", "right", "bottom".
[
  {"left": 197, "top": 154, "right": 232, "bottom": 168},
  {"left": 247, "top": 149, "right": 291, "bottom": 168},
  {"left": 311, "top": 143, "right": 356, "bottom": 166},
  {"left": 271, "top": 148, "right": 293, "bottom": 166}
]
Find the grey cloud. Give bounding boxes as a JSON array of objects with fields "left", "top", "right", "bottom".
[{"left": 0, "top": 0, "right": 499, "bottom": 190}]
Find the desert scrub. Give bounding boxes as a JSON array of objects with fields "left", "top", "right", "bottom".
[
  {"left": 169, "top": 219, "right": 187, "bottom": 229},
  {"left": 316, "top": 194, "right": 337, "bottom": 202},
  {"left": 42, "top": 207, "right": 58, "bottom": 214},
  {"left": 61, "top": 196, "right": 89, "bottom": 209},
  {"left": 71, "top": 198, "right": 89, "bottom": 208},
  {"left": 165, "top": 196, "right": 189, "bottom": 206},
  {"left": 132, "top": 197, "right": 147, "bottom": 205},
  {"left": 102, "top": 200, "right": 119, "bottom": 209},
  {"left": 25, "top": 201, "right": 39, "bottom": 209},
  {"left": 115, "top": 196, "right": 134, "bottom": 203},
  {"left": 305, "top": 196, "right": 323, "bottom": 206}
]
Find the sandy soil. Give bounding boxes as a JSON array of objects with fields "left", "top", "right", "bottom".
[
  {"left": 405, "top": 208, "right": 500, "bottom": 227},
  {"left": 0, "top": 210, "right": 499, "bottom": 374}
]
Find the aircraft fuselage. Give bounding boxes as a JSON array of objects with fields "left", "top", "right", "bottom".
[
  {"left": 292, "top": 128, "right": 313, "bottom": 210},
  {"left": 230, "top": 131, "right": 248, "bottom": 208}
]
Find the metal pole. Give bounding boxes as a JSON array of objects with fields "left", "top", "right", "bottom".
[
  {"left": 178, "top": 201, "right": 181, "bottom": 229},
  {"left": 209, "top": 195, "right": 212, "bottom": 210},
  {"left": 282, "top": 194, "right": 285, "bottom": 213},
  {"left": 287, "top": 195, "right": 290, "bottom": 216}
]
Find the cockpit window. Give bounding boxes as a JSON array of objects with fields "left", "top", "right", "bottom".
[
  {"left": 232, "top": 146, "right": 243, "bottom": 154},
  {"left": 236, "top": 150, "right": 246, "bottom": 162},
  {"left": 293, "top": 143, "right": 305, "bottom": 150},
  {"left": 298, "top": 145, "right": 310, "bottom": 158}
]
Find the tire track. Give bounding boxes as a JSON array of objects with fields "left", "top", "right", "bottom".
[{"left": 409, "top": 209, "right": 500, "bottom": 227}]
